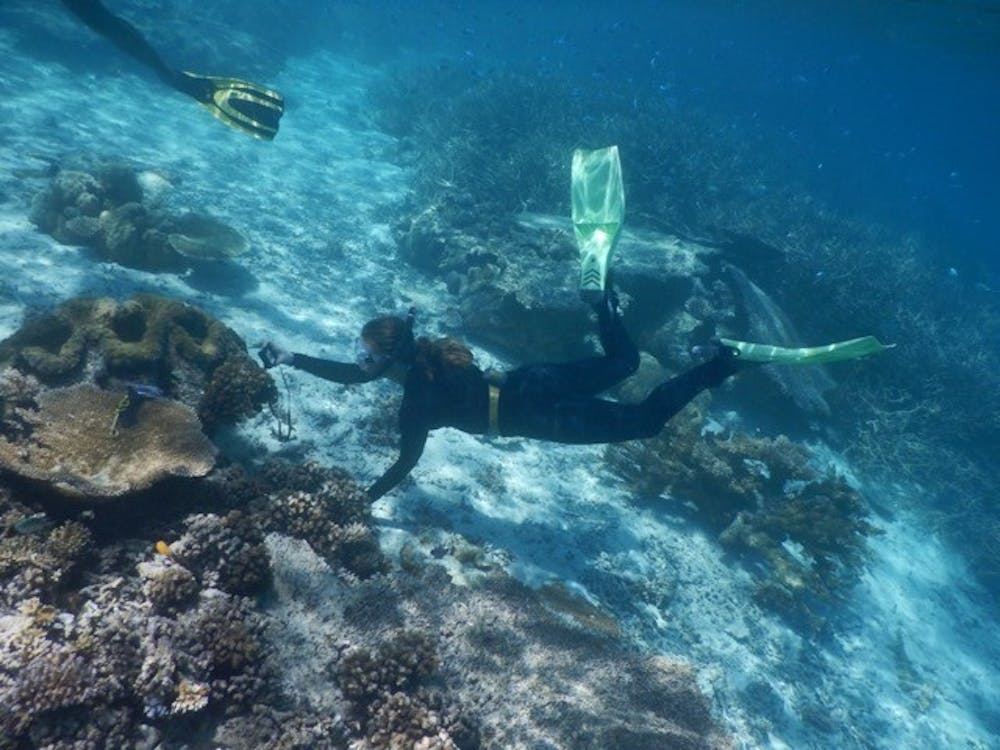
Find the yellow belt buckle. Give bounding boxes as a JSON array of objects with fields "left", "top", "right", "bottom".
[{"left": 488, "top": 384, "right": 501, "bottom": 436}]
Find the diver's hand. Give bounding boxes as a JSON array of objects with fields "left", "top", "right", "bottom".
[{"left": 258, "top": 341, "right": 293, "bottom": 369}]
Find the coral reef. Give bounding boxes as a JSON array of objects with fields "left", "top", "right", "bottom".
[
  {"left": 0, "top": 382, "right": 216, "bottom": 499},
  {"left": 264, "top": 536, "right": 731, "bottom": 750},
  {"left": 0, "top": 538, "right": 281, "bottom": 747},
  {"left": 260, "top": 479, "right": 386, "bottom": 579},
  {"left": 370, "top": 62, "right": 1000, "bottom": 596},
  {"left": 167, "top": 511, "right": 271, "bottom": 596},
  {"left": 0, "top": 507, "right": 93, "bottom": 607},
  {"left": 607, "top": 398, "right": 876, "bottom": 627},
  {"left": 0, "top": 367, "right": 41, "bottom": 442},
  {"left": 0, "top": 295, "right": 276, "bottom": 431},
  {"left": 30, "top": 162, "right": 247, "bottom": 271}
]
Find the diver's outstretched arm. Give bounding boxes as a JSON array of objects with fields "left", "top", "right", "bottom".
[{"left": 259, "top": 342, "right": 377, "bottom": 384}]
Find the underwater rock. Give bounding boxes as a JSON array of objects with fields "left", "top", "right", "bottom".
[
  {"left": 0, "top": 382, "right": 216, "bottom": 500},
  {"left": 0, "top": 295, "right": 276, "bottom": 431}
]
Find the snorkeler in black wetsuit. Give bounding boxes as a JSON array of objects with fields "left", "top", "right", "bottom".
[{"left": 259, "top": 293, "right": 746, "bottom": 501}]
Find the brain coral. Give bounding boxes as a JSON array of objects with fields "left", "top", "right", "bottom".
[
  {"left": 0, "top": 295, "right": 276, "bottom": 431},
  {"left": 0, "top": 383, "right": 215, "bottom": 499}
]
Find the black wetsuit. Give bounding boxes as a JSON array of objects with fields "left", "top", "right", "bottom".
[{"left": 291, "top": 305, "right": 738, "bottom": 500}]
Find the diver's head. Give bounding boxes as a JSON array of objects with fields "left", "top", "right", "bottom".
[{"left": 356, "top": 308, "right": 416, "bottom": 376}]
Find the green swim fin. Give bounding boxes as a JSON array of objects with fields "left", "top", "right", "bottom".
[
  {"left": 572, "top": 146, "right": 625, "bottom": 303},
  {"left": 176, "top": 72, "right": 284, "bottom": 141},
  {"left": 718, "top": 335, "right": 895, "bottom": 365}
]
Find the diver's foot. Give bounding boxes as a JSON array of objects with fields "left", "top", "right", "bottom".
[
  {"left": 591, "top": 285, "right": 621, "bottom": 320},
  {"left": 690, "top": 339, "right": 757, "bottom": 379}
]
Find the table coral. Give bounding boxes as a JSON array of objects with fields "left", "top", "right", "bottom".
[{"left": 0, "top": 383, "right": 215, "bottom": 499}]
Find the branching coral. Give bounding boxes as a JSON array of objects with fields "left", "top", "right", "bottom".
[
  {"left": 0, "top": 367, "right": 41, "bottom": 442},
  {"left": 0, "top": 519, "right": 93, "bottom": 606},
  {"left": 169, "top": 512, "right": 271, "bottom": 595},
  {"left": 337, "top": 629, "right": 439, "bottom": 703},
  {"left": 335, "top": 629, "right": 476, "bottom": 750},
  {"left": 260, "top": 475, "right": 386, "bottom": 578}
]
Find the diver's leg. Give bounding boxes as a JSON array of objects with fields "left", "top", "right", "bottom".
[
  {"left": 513, "top": 294, "right": 639, "bottom": 400},
  {"left": 60, "top": 0, "right": 179, "bottom": 86},
  {"left": 516, "top": 349, "right": 744, "bottom": 444}
]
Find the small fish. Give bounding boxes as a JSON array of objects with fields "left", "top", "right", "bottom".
[
  {"left": 155, "top": 540, "right": 172, "bottom": 556},
  {"left": 12, "top": 512, "right": 54, "bottom": 536},
  {"left": 129, "top": 383, "right": 165, "bottom": 400}
]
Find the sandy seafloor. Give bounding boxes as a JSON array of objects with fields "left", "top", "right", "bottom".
[{"left": 1, "top": 30, "right": 998, "bottom": 750}]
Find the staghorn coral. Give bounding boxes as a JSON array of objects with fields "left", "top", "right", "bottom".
[
  {"left": 169, "top": 512, "right": 271, "bottom": 595},
  {"left": 0, "top": 383, "right": 216, "bottom": 500}
]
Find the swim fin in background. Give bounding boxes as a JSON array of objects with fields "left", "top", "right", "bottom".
[
  {"left": 173, "top": 73, "right": 283, "bottom": 141},
  {"left": 717, "top": 335, "right": 895, "bottom": 365},
  {"left": 58, "top": 0, "right": 284, "bottom": 140}
]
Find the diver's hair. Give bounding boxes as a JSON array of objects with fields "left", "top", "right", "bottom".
[
  {"left": 361, "top": 315, "right": 414, "bottom": 358},
  {"left": 413, "top": 337, "right": 475, "bottom": 381}
]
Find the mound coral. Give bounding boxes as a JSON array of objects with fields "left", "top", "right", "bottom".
[{"left": 0, "top": 382, "right": 215, "bottom": 499}]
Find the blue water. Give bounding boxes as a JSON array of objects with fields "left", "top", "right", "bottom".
[
  {"left": 337, "top": 0, "right": 998, "bottom": 277},
  {"left": 1, "top": 2, "right": 999, "bottom": 749}
]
